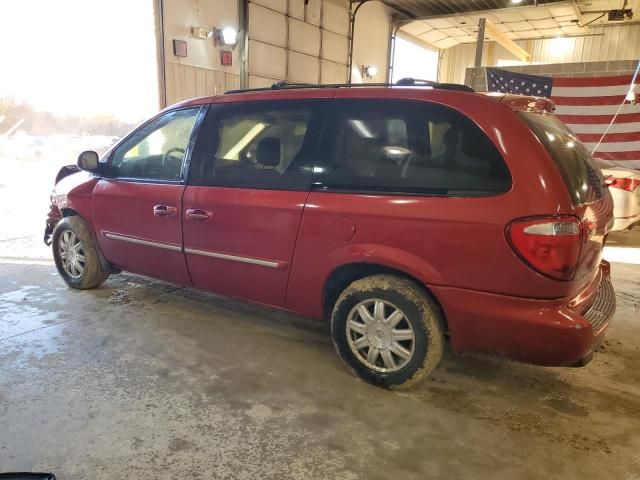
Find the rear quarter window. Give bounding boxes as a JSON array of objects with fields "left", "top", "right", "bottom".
[{"left": 519, "top": 112, "right": 605, "bottom": 205}]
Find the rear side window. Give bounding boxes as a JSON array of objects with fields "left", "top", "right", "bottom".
[
  {"left": 189, "top": 100, "right": 325, "bottom": 191},
  {"left": 313, "top": 100, "right": 511, "bottom": 196},
  {"left": 520, "top": 112, "right": 604, "bottom": 205}
]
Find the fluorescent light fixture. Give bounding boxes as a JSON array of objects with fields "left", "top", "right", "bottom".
[{"left": 511, "top": 0, "right": 523, "bottom": 3}]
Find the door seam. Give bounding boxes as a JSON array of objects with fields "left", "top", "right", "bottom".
[{"left": 283, "top": 190, "right": 313, "bottom": 308}]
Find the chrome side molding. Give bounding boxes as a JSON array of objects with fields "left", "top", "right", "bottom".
[
  {"left": 184, "top": 247, "right": 280, "bottom": 269},
  {"left": 102, "top": 231, "right": 182, "bottom": 252},
  {"left": 102, "top": 231, "right": 281, "bottom": 269}
]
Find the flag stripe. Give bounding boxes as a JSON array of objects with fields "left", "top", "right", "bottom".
[
  {"left": 554, "top": 104, "right": 638, "bottom": 115},
  {"left": 552, "top": 95, "right": 627, "bottom": 106},
  {"left": 556, "top": 113, "right": 640, "bottom": 124},
  {"left": 563, "top": 121, "right": 640, "bottom": 134},
  {"left": 552, "top": 85, "right": 633, "bottom": 97},
  {"left": 582, "top": 141, "right": 640, "bottom": 152},
  {"left": 593, "top": 150, "right": 640, "bottom": 161},
  {"left": 576, "top": 132, "right": 640, "bottom": 143},
  {"left": 553, "top": 76, "right": 633, "bottom": 87}
]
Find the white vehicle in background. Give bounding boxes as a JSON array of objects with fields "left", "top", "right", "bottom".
[{"left": 601, "top": 167, "right": 640, "bottom": 231}]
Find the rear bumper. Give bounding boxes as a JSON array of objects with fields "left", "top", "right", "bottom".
[{"left": 432, "top": 261, "right": 615, "bottom": 367}]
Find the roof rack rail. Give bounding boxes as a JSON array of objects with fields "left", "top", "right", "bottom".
[
  {"left": 270, "top": 81, "right": 316, "bottom": 89},
  {"left": 395, "top": 78, "right": 475, "bottom": 92},
  {"left": 224, "top": 79, "right": 474, "bottom": 95}
]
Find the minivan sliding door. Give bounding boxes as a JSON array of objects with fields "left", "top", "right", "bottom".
[{"left": 182, "top": 100, "right": 328, "bottom": 307}]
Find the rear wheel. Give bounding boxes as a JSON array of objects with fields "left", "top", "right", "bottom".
[
  {"left": 331, "top": 275, "right": 444, "bottom": 389},
  {"left": 52, "top": 216, "right": 109, "bottom": 289}
]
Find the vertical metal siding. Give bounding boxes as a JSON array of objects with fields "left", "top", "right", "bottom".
[
  {"left": 440, "top": 24, "right": 640, "bottom": 84},
  {"left": 165, "top": 63, "right": 238, "bottom": 106}
]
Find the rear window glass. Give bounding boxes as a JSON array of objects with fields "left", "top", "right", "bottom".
[
  {"left": 314, "top": 100, "right": 511, "bottom": 196},
  {"left": 520, "top": 112, "right": 604, "bottom": 205}
]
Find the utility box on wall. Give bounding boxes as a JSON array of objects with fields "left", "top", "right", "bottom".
[{"left": 220, "top": 50, "right": 233, "bottom": 66}]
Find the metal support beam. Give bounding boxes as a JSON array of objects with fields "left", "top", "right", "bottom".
[
  {"left": 153, "top": 0, "right": 167, "bottom": 109},
  {"left": 239, "top": 0, "right": 249, "bottom": 89},
  {"left": 387, "top": 22, "right": 401, "bottom": 83},
  {"left": 474, "top": 18, "right": 485, "bottom": 67}
]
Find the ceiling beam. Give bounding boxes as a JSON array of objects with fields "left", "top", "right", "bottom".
[
  {"left": 390, "top": 0, "right": 573, "bottom": 21},
  {"left": 483, "top": 18, "right": 531, "bottom": 61}
]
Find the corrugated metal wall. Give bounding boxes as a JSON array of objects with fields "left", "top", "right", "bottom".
[
  {"left": 440, "top": 24, "right": 640, "bottom": 84},
  {"left": 248, "top": 0, "right": 349, "bottom": 88}
]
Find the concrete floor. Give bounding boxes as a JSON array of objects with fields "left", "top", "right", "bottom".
[
  {"left": 0, "top": 241, "right": 639, "bottom": 479},
  {"left": 1, "top": 159, "right": 640, "bottom": 478}
]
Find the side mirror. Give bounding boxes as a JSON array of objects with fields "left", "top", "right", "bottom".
[{"left": 77, "top": 150, "right": 100, "bottom": 172}]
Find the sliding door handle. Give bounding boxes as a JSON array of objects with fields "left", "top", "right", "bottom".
[
  {"left": 153, "top": 205, "right": 178, "bottom": 218},
  {"left": 185, "top": 209, "right": 212, "bottom": 221}
]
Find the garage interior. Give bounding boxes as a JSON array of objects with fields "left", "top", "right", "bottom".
[{"left": 1, "top": 0, "right": 640, "bottom": 478}]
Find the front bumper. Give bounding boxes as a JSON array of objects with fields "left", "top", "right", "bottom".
[
  {"left": 432, "top": 261, "right": 615, "bottom": 367},
  {"left": 44, "top": 201, "right": 61, "bottom": 246}
]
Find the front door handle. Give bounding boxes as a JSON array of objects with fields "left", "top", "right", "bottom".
[
  {"left": 185, "top": 209, "right": 212, "bottom": 221},
  {"left": 153, "top": 205, "right": 178, "bottom": 218}
]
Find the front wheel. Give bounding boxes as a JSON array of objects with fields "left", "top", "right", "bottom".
[
  {"left": 331, "top": 275, "right": 444, "bottom": 389},
  {"left": 52, "top": 216, "right": 109, "bottom": 289}
]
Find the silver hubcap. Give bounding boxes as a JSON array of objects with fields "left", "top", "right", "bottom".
[
  {"left": 58, "top": 230, "right": 86, "bottom": 278},
  {"left": 346, "top": 299, "right": 415, "bottom": 373}
]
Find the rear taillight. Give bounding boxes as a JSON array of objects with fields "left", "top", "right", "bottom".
[
  {"left": 610, "top": 177, "right": 640, "bottom": 192},
  {"left": 507, "top": 216, "right": 583, "bottom": 281}
]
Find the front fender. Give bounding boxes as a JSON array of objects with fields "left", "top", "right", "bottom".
[{"left": 52, "top": 171, "right": 98, "bottom": 222}]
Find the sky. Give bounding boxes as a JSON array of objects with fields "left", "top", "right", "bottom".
[{"left": 0, "top": 0, "right": 159, "bottom": 122}]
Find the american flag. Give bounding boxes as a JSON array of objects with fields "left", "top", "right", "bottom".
[{"left": 487, "top": 68, "right": 639, "bottom": 169}]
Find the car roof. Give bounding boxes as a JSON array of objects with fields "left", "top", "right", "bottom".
[{"left": 168, "top": 82, "right": 554, "bottom": 114}]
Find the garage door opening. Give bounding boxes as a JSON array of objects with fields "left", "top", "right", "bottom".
[
  {"left": 391, "top": 35, "right": 439, "bottom": 83},
  {"left": 0, "top": 0, "right": 159, "bottom": 262}
]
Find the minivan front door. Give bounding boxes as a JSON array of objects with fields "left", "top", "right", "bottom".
[
  {"left": 182, "top": 100, "right": 327, "bottom": 306},
  {"left": 93, "top": 107, "right": 203, "bottom": 285}
]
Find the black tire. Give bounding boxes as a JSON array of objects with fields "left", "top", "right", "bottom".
[
  {"left": 52, "top": 216, "right": 109, "bottom": 289},
  {"left": 331, "top": 274, "right": 444, "bottom": 389}
]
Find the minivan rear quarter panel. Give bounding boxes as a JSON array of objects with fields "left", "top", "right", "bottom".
[{"left": 285, "top": 89, "right": 584, "bottom": 321}]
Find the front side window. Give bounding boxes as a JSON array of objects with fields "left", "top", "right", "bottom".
[
  {"left": 109, "top": 107, "right": 201, "bottom": 181},
  {"left": 314, "top": 100, "right": 511, "bottom": 196},
  {"left": 189, "top": 101, "right": 324, "bottom": 190}
]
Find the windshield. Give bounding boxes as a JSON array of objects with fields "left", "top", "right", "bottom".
[{"left": 520, "top": 112, "right": 605, "bottom": 205}]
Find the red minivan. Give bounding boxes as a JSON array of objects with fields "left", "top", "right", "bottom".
[{"left": 45, "top": 80, "right": 616, "bottom": 389}]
